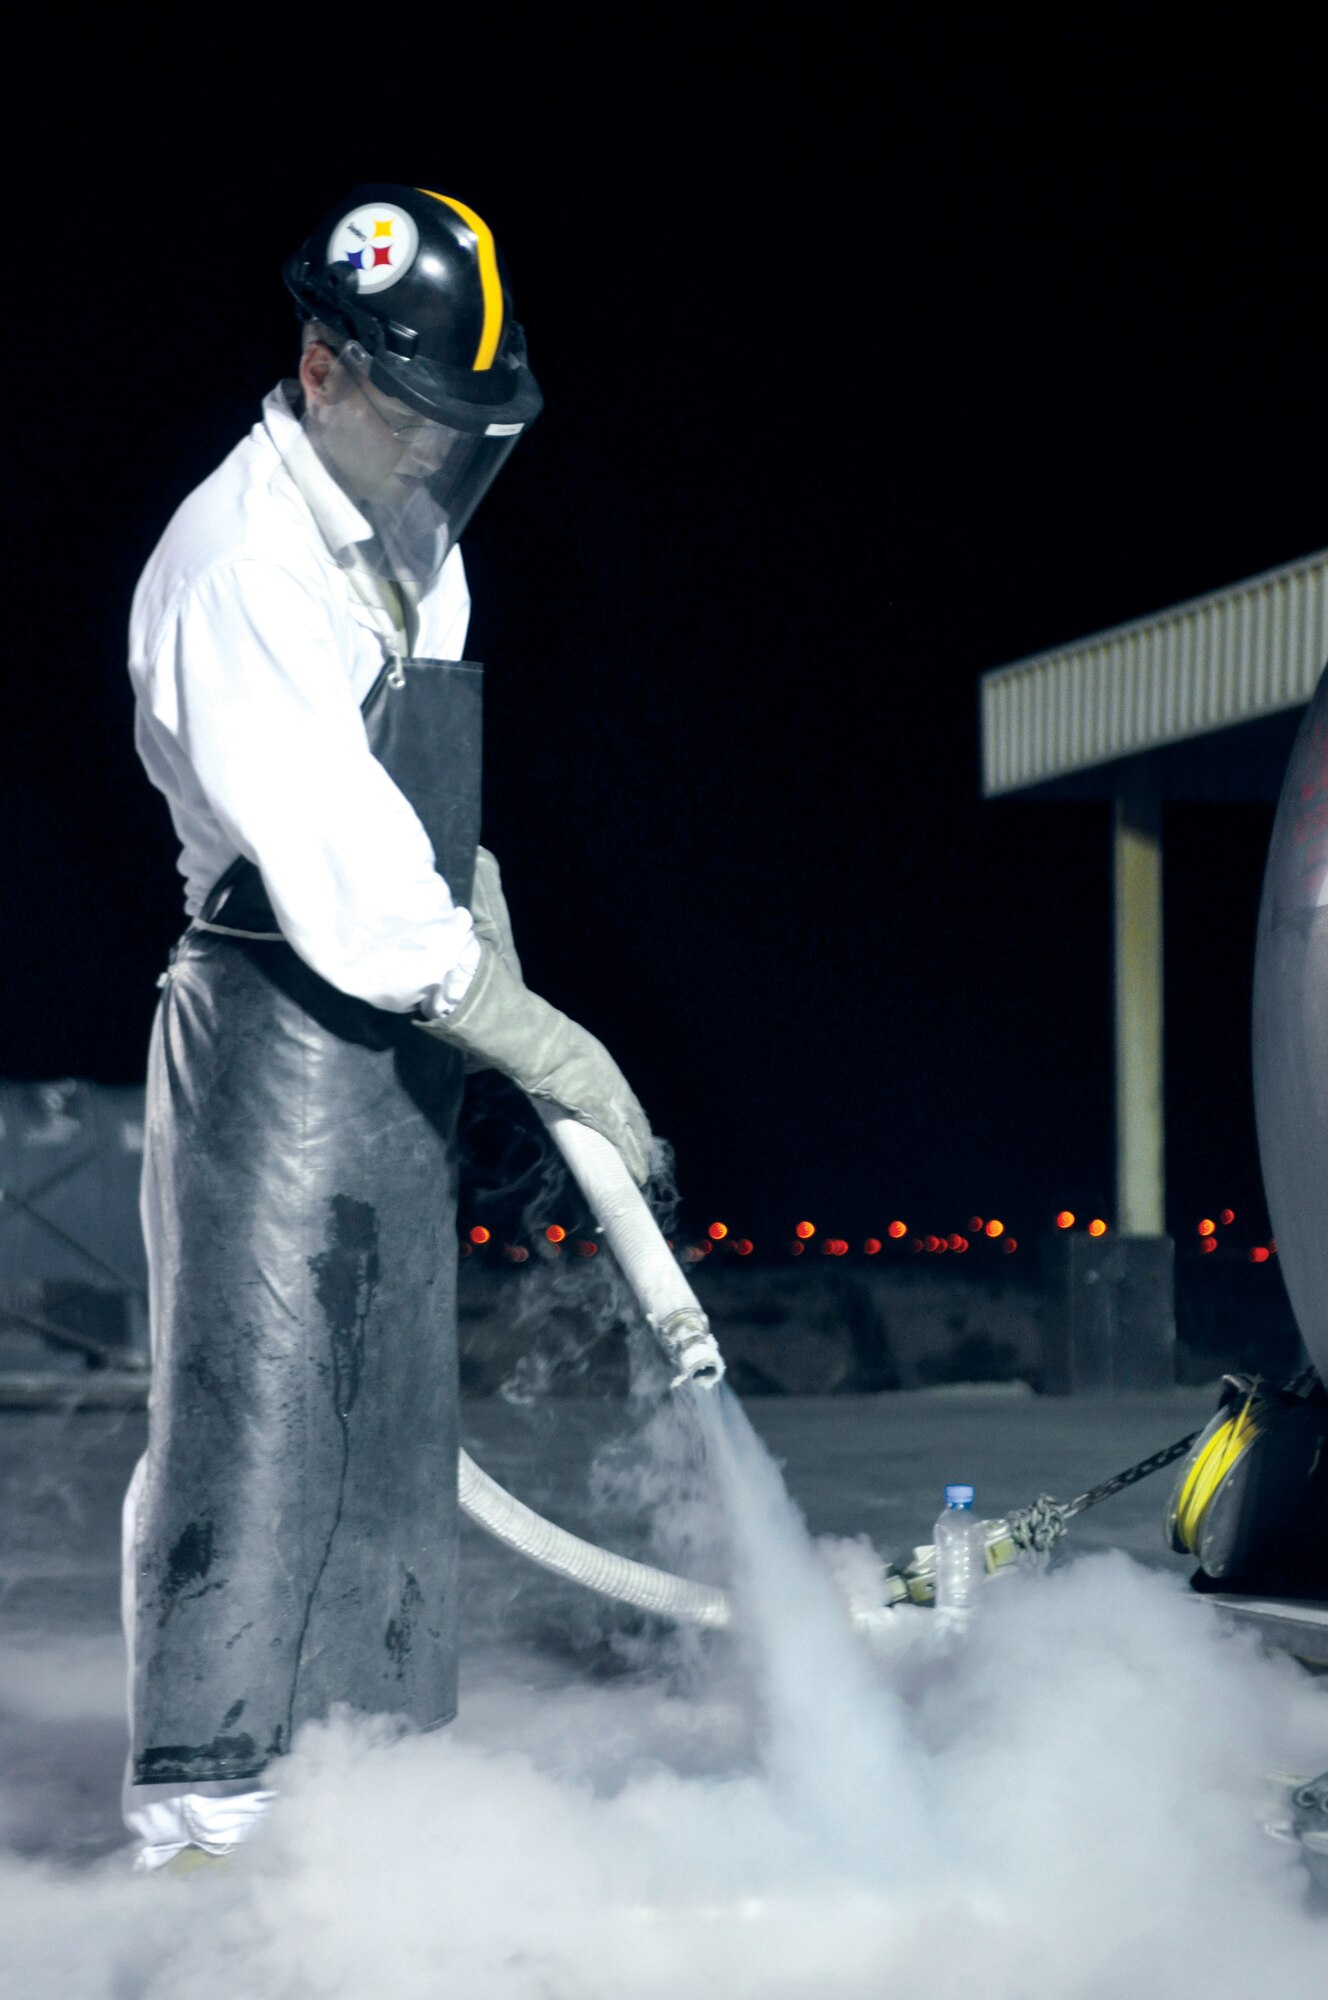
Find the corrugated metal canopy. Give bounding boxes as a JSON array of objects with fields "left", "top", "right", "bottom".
[{"left": 981, "top": 547, "right": 1328, "bottom": 797}]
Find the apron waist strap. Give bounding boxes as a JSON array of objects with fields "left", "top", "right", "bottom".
[
  {"left": 193, "top": 917, "right": 284, "bottom": 942},
  {"left": 199, "top": 854, "right": 283, "bottom": 937}
]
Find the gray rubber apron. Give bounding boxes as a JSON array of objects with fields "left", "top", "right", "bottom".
[
  {"left": 131, "top": 657, "right": 482, "bottom": 1786},
  {"left": 1254, "top": 659, "right": 1328, "bottom": 1386}
]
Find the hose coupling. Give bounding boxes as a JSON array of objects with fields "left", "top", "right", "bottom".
[{"left": 653, "top": 1307, "right": 726, "bottom": 1390}]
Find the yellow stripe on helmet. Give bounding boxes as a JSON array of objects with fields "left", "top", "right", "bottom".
[{"left": 417, "top": 188, "right": 503, "bottom": 371}]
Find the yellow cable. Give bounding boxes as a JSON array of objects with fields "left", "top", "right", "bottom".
[{"left": 1174, "top": 1396, "right": 1262, "bottom": 1553}]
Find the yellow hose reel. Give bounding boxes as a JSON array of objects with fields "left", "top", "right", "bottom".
[
  {"left": 1166, "top": 1376, "right": 1328, "bottom": 1584},
  {"left": 1169, "top": 1391, "right": 1267, "bottom": 1557}
]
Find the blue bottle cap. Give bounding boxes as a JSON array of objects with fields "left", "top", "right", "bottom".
[{"left": 945, "top": 1484, "right": 975, "bottom": 1507}]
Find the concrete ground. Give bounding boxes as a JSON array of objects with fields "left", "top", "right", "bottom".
[{"left": 0, "top": 1384, "right": 1220, "bottom": 1866}]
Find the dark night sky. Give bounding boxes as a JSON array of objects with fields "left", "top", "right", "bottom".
[{"left": 2, "top": 14, "right": 1324, "bottom": 1249}]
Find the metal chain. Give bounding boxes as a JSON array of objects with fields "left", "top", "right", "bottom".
[
  {"left": 1062, "top": 1428, "right": 1203, "bottom": 1518},
  {"left": 1002, "top": 1429, "right": 1203, "bottom": 1555},
  {"left": 1004, "top": 1493, "right": 1070, "bottom": 1553}
]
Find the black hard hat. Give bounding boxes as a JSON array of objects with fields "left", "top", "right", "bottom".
[{"left": 283, "top": 184, "right": 543, "bottom": 436}]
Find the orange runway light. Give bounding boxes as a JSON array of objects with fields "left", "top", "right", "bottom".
[
  {"left": 864, "top": 1237, "right": 882, "bottom": 1255},
  {"left": 795, "top": 1220, "right": 815, "bottom": 1240},
  {"left": 1197, "top": 1219, "right": 1216, "bottom": 1238},
  {"left": 545, "top": 1225, "right": 567, "bottom": 1244},
  {"left": 1087, "top": 1219, "right": 1107, "bottom": 1238},
  {"left": 1220, "top": 1208, "right": 1235, "bottom": 1226},
  {"left": 984, "top": 1220, "right": 1004, "bottom": 1239},
  {"left": 887, "top": 1221, "right": 907, "bottom": 1239},
  {"left": 469, "top": 1226, "right": 491, "bottom": 1246},
  {"left": 1055, "top": 1211, "right": 1075, "bottom": 1230},
  {"left": 708, "top": 1222, "right": 728, "bottom": 1241},
  {"left": 1250, "top": 1246, "right": 1270, "bottom": 1264}
]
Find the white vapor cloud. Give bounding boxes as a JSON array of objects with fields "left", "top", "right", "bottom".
[{"left": 2, "top": 1392, "right": 1326, "bottom": 1998}]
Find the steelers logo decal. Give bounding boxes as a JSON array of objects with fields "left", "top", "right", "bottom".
[{"left": 327, "top": 203, "right": 419, "bottom": 295}]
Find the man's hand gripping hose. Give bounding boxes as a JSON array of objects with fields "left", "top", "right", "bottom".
[
  {"left": 420, "top": 846, "right": 722, "bottom": 1383},
  {"left": 418, "top": 942, "right": 654, "bottom": 1186},
  {"left": 418, "top": 953, "right": 721, "bottom": 1381}
]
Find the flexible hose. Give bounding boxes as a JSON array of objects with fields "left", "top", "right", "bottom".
[
  {"left": 453, "top": 1104, "right": 740, "bottom": 1623},
  {"left": 458, "top": 1447, "right": 732, "bottom": 1626},
  {"left": 534, "top": 1106, "right": 726, "bottom": 1387},
  {"left": 458, "top": 1447, "right": 902, "bottom": 1634}
]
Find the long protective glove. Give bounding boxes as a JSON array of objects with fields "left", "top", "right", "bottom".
[
  {"left": 458, "top": 847, "right": 522, "bottom": 1077},
  {"left": 417, "top": 941, "right": 652, "bottom": 1186},
  {"left": 469, "top": 845, "right": 522, "bottom": 982}
]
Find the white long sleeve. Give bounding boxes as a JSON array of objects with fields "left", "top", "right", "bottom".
[{"left": 130, "top": 387, "right": 481, "bottom": 1014}]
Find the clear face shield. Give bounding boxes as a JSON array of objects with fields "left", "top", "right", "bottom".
[{"left": 285, "top": 341, "right": 524, "bottom": 585}]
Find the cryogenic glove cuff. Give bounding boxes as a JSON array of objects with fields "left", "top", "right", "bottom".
[
  {"left": 468, "top": 845, "right": 523, "bottom": 983},
  {"left": 416, "top": 941, "right": 652, "bottom": 1184},
  {"left": 419, "top": 929, "right": 483, "bottom": 1020}
]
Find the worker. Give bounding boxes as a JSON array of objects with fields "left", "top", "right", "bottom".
[{"left": 121, "top": 183, "right": 650, "bottom": 1871}]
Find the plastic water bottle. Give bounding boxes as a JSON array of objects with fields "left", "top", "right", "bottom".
[{"left": 933, "top": 1484, "right": 986, "bottom": 1634}]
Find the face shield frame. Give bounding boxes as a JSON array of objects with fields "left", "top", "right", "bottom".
[{"left": 360, "top": 320, "right": 545, "bottom": 432}]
